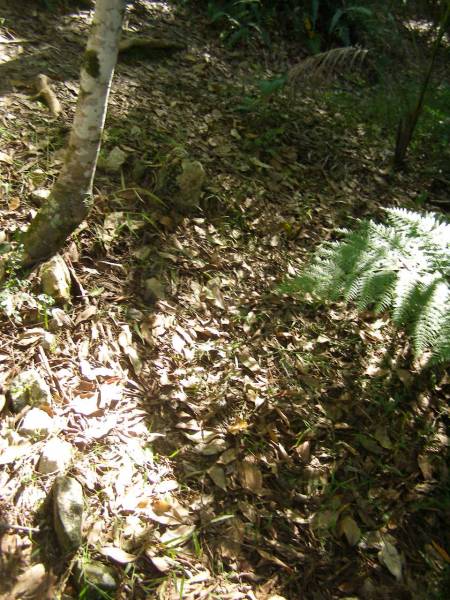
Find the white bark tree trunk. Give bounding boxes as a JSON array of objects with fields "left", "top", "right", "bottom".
[{"left": 22, "top": 0, "right": 126, "bottom": 264}]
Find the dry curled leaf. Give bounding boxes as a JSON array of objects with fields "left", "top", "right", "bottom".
[
  {"left": 160, "top": 524, "right": 196, "bottom": 547},
  {"left": 207, "top": 464, "right": 227, "bottom": 490},
  {"left": 239, "top": 352, "right": 260, "bottom": 372},
  {"left": 378, "top": 539, "right": 403, "bottom": 580},
  {"left": 100, "top": 546, "right": 137, "bottom": 564},
  {"left": 238, "top": 459, "right": 264, "bottom": 495},
  {"left": 338, "top": 515, "right": 361, "bottom": 546},
  {"left": 217, "top": 517, "right": 245, "bottom": 559},
  {"left": 417, "top": 454, "right": 433, "bottom": 480},
  {"left": 153, "top": 498, "right": 172, "bottom": 515},
  {"left": 172, "top": 332, "right": 186, "bottom": 354},
  {"left": 119, "top": 325, "right": 142, "bottom": 375},
  {"left": 148, "top": 555, "right": 172, "bottom": 573},
  {"left": 295, "top": 441, "right": 311, "bottom": 462},
  {"left": 8, "top": 563, "right": 52, "bottom": 599},
  {"left": 256, "top": 548, "right": 292, "bottom": 571}
]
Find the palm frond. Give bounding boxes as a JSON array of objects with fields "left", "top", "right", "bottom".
[{"left": 288, "top": 47, "right": 368, "bottom": 92}]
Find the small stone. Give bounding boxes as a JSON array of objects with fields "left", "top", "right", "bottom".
[
  {"left": 176, "top": 159, "right": 205, "bottom": 211},
  {"left": 53, "top": 476, "right": 84, "bottom": 552},
  {"left": 99, "top": 146, "right": 127, "bottom": 172},
  {"left": 41, "top": 331, "right": 57, "bottom": 352},
  {"left": 30, "top": 188, "right": 51, "bottom": 205},
  {"left": 76, "top": 560, "right": 117, "bottom": 592},
  {"left": 40, "top": 255, "right": 71, "bottom": 303},
  {"left": 126, "top": 307, "right": 144, "bottom": 320},
  {"left": 144, "top": 277, "right": 166, "bottom": 303},
  {"left": 9, "top": 369, "right": 52, "bottom": 412},
  {"left": 48, "top": 307, "right": 72, "bottom": 331},
  {"left": 19, "top": 408, "right": 56, "bottom": 438},
  {"left": 38, "top": 438, "right": 73, "bottom": 474}
]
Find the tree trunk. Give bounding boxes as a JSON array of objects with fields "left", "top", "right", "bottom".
[
  {"left": 22, "top": 0, "right": 126, "bottom": 265},
  {"left": 394, "top": 1, "right": 450, "bottom": 168}
]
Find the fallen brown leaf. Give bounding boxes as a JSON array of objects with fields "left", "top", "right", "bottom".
[{"left": 238, "top": 459, "right": 264, "bottom": 495}]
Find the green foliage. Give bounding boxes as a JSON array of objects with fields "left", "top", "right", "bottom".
[
  {"left": 200, "top": 0, "right": 374, "bottom": 48},
  {"left": 236, "top": 76, "right": 288, "bottom": 113},
  {"left": 317, "top": 0, "right": 449, "bottom": 173},
  {"left": 282, "top": 209, "right": 450, "bottom": 364},
  {"left": 305, "top": 0, "right": 373, "bottom": 52},
  {"left": 206, "top": 0, "right": 269, "bottom": 46},
  {"left": 0, "top": 247, "right": 54, "bottom": 323},
  {"left": 236, "top": 46, "right": 367, "bottom": 117}
]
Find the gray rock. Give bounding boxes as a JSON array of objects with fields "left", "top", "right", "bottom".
[
  {"left": 155, "top": 149, "right": 205, "bottom": 213},
  {"left": 19, "top": 408, "right": 56, "bottom": 438},
  {"left": 30, "top": 188, "right": 51, "bottom": 205},
  {"left": 98, "top": 146, "right": 127, "bottom": 172},
  {"left": 9, "top": 369, "right": 52, "bottom": 413},
  {"left": 40, "top": 255, "right": 71, "bottom": 303},
  {"left": 176, "top": 159, "right": 205, "bottom": 210},
  {"left": 76, "top": 560, "right": 117, "bottom": 592},
  {"left": 53, "top": 476, "right": 84, "bottom": 552},
  {"left": 41, "top": 331, "right": 57, "bottom": 352},
  {"left": 38, "top": 438, "right": 73, "bottom": 474},
  {"left": 48, "top": 307, "right": 72, "bottom": 331},
  {"left": 144, "top": 277, "right": 166, "bottom": 303}
]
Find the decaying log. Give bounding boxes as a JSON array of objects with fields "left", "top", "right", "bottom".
[{"left": 119, "top": 36, "right": 186, "bottom": 55}]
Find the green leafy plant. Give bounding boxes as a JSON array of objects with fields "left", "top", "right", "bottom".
[
  {"left": 207, "top": 0, "right": 268, "bottom": 46},
  {"left": 0, "top": 247, "right": 54, "bottom": 323},
  {"left": 304, "top": 0, "right": 373, "bottom": 52},
  {"left": 282, "top": 208, "right": 450, "bottom": 364},
  {"left": 236, "top": 46, "right": 367, "bottom": 115},
  {"left": 201, "top": 0, "right": 374, "bottom": 49},
  {"left": 327, "top": 4, "right": 372, "bottom": 44}
]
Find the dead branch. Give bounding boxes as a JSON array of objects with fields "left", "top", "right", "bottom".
[
  {"left": 119, "top": 36, "right": 186, "bottom": 54},
  {"left": 34, "top": 74, "right": 62, "bottom": 117}
]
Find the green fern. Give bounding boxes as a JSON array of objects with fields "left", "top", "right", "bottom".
[{"left": 283, "top": 208, "right": 450, "bottom": 365}]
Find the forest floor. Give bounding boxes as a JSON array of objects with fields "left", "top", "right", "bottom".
[{"left": 0, "top": 1, "right": 449, "bottom": 599}]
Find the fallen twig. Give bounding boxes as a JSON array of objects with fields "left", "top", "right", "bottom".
[{"left": 0, "top": 522, "right": 40, "bottom": 534}]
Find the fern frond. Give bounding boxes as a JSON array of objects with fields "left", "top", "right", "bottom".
[
  {"left": 412, "top": 280, "right": 450, "bottom": 356},
  {"left": 282, "top": 208, "right": 450, "bottom": 365},
  {"left": 392, "top": 269, "right": 425, "bottom": 326},
  {"left": 288, "top": 47, "right": 368, "bottom": 92},
  {"left": 359, "top": 271, "right": 397, "bottom": 311},
  {"left": 430, "top": 311, "right": 450, "bottom": 364}
]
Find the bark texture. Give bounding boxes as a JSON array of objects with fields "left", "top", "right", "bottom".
[{"left": 22, "top": 0, "right": 126, "bottom": 265}]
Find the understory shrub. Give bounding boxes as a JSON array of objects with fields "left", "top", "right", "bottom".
[{"left": 193, "top": 0, "right": 374, "bottom": 48}]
